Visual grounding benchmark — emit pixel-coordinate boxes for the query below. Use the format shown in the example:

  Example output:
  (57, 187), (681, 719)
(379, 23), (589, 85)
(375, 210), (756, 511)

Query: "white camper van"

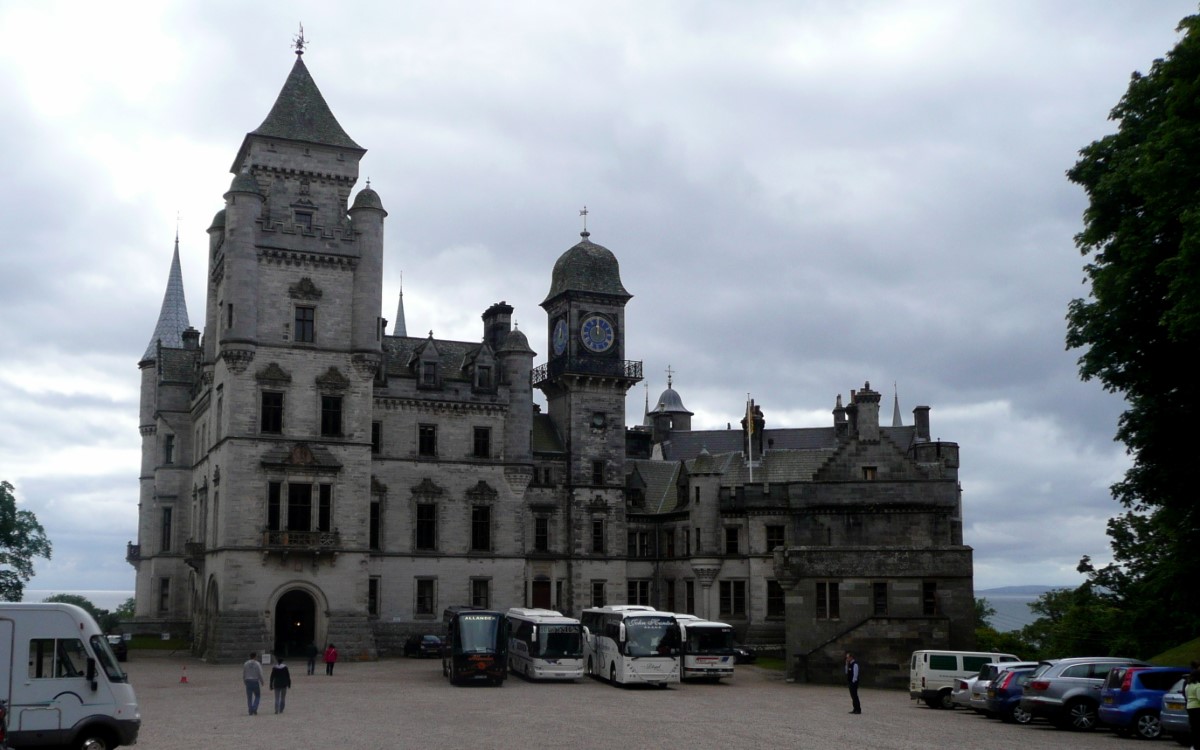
(0, 603), (140, 749)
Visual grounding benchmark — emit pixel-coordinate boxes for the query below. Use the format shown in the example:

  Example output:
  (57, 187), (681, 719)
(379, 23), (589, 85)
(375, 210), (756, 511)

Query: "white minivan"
(0, 602), (140, 749)
(909, 649), (1020, 709)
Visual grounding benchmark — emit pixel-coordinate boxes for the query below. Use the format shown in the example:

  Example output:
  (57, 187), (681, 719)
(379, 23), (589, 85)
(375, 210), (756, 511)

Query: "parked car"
(403, 634), (443, 658)
(1020, 656), (1150, 731)
(1097, 666), (1190, 739)
(969, 661), (1039, 714)
(985, 666), (1038, 724)
(1160, 676), (1191, 747)
(951, 676), (977, 709)
(106, 633), (129, 662)
(732, 642), (756, 665)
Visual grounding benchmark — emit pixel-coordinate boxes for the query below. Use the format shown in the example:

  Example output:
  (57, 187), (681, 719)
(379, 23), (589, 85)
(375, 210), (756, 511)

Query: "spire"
(892, 383), (903, 427)
(142, 233), (191, 361)
(393, 273), (407, 337)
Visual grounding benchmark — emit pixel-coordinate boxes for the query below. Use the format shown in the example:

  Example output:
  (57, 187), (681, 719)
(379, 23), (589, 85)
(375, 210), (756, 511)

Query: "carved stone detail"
(289, 276), (323, 301)
(316, 367), (349, 393)
(255, 362), (292, 384)
(221, 348), (255, 374)
(351, 353), (381, 379)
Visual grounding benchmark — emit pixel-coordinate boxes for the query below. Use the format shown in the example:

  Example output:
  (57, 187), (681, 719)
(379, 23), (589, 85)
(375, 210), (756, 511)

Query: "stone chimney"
(913, 405), (931, 442)
(853, 382), (881, 442)
(481, 301), (513, 351)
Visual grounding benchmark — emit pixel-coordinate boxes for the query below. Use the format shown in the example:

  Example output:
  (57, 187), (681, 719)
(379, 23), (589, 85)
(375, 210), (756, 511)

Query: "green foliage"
(974, 597), (997, 627)
(1149, 635), (1200, 668)
(114, 597), (135, 621)
(1, 479), (53, 601)
(41, 593), (121, 633)
(1066, 13), (1200, 658)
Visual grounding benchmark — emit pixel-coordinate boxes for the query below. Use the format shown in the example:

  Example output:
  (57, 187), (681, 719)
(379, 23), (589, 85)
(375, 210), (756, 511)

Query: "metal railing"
(532, 358), (642, 386)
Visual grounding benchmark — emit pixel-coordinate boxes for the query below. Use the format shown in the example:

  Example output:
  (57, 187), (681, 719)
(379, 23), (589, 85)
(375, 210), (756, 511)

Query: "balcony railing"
(532, 358), (643, 387)
(261, 529), (341, 550)
(125, 543), (140, 564)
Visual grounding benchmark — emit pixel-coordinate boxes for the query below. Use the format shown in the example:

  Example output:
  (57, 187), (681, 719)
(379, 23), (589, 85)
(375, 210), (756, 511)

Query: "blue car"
(985, 666), (1037, 723)
(1098, 665), (1189, 739)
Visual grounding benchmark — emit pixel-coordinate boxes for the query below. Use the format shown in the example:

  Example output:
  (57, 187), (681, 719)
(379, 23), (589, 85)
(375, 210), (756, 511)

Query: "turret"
(349, 185), (387, 353)
(497, 327), (535, 461)
(220, 171), (264, 350)
(853, 382), (881, 442)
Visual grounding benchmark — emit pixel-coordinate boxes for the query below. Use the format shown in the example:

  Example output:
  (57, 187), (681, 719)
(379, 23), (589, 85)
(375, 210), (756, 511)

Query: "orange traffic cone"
(179, 665), (189, 684)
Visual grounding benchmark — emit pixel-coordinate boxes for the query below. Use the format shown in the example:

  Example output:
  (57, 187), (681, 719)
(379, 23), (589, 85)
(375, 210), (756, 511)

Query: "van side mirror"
(86, 658), (97, 691)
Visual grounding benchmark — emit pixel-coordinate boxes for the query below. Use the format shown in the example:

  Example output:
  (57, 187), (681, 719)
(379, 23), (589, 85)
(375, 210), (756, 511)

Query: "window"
(590, 580), (606, 608)
(592, 460), (605, 485)
(368, 577), (380, 617)
(694, 486), (700, 505)
(665, 579), (676, 612)
(766, 524), (785, 552)
(862, 466), (877, 480)
(317, 484), (332, 532)
(295, 306), (315, 343)
(663, 529), (675, 557)
(27, 638), (88, 679)
(873, 582), (888, 615)
(683, 528), (690, 555)
(473, 427), (491, 459)
(320, 395), (342, 436)
(418, 425), (437, 457)
(922, 581), (938, 615)
(724, 527), (740, 555)
(158, 578), (170, 614)
(260, 392), (283, 434)
(288, 483), (312, 531)
(534, 516), (549, 552)
(268, 482), (281, 531)
(627, 580), (651, 606)
(719, 580), (747, 617)
(695, 527), (702, 552)
(369, 500), (381, 550)
(591, 519), (604, 554)
(371, 421), (381, 454)
(626, 530), (649, 557)
(475, 365), (492, 390)
(226, 302), (234, 329)
(471, 505), (491, 551)
(816, 581), (840, 620)
(163, 434), (175, 465)
(685, 580), (695, 614)
(471, 578), (490, 609)
(419, 359), (438, 387)
(767, 579), (785, 618)
(415, 503), (436, 551)
(295, 210), (313, 231)
(160, 507), (173, 552)
(415, 578), (436, 615)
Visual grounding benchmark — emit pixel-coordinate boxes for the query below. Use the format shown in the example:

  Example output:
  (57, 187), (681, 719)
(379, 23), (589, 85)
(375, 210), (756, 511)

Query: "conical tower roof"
(393, 282), (408, 337)
(142, 234), (191, 361)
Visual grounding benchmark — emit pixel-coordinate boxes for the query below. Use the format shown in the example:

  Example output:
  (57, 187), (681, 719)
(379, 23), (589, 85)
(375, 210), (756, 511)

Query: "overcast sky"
(1, 1), (1193, 601)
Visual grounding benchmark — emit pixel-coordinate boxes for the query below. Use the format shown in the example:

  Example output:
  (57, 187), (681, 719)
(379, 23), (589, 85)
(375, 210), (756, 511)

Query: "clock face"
(552, 319), (568, 356)
(580, 315), (615, 353)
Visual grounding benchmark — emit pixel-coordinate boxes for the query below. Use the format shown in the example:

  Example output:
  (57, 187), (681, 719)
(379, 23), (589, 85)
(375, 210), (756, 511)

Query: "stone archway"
(274, 589), (317, 659)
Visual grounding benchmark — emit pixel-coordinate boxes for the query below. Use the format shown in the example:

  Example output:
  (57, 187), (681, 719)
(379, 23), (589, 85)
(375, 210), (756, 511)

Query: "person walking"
(242, 652), (264, 716)
(324, 643), (338, 676)
(269, 656), (292, 714)
(1185, 666), (1200, 750)
(845, 651), (862, 714)
(305, 641), (319, 676)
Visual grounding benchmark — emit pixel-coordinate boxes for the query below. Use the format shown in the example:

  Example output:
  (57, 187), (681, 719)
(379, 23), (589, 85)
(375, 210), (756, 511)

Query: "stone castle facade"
(130, 50), (975, 685)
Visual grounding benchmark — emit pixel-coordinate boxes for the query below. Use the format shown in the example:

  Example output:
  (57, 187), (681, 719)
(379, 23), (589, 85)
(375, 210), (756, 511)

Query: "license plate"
(1165, 701), (1184, 710)
(1104, 697), (1113, 704)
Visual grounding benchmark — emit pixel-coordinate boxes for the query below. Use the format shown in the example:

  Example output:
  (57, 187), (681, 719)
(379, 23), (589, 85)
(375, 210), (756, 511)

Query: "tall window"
(719, 580), (747, 617)
(320, 395), (342, 436)
(665, 579), (676, 612)
(295, 306), (315, 343)
(160, 507), (173, 552)
(627, 531), (649, 557)
(371, 421), (382, 454)
(767, 579), (785, 618)
(873, 581), (889, 615)
(471, 505), (491, 551)
(473, 427), (491, 458)
(534, 516), (549, 552)
(475, 365), (492, 390)
(685, 580), (696, 614)
(163, 434), (175, 465)
(592, 460), (604, 485)
(267, 482), (281, 531)
(261, 392), (283, 433)
(922, 581), (938, 615)
(158, 578), (170, 614)
(591, 518), (604, 554)
(415, 578), (436, 615)
(663, 529), (675, 557)
(471, 579), (490, 609)
(415, 504), (436, 551)
(816, 581), (840, 620)
(683, 528), (690, 555)
(369, 500), (381, 550)
(627, 580), (651, 606)
(287, 483), (312, 531)
(418, 425), (437, 457)
(590, 580), (606, 608)
(368, 577), (380, 617)
(724, 527), (740, 555)
(317, 484), (332, 532)
(766, 524), (785, 552)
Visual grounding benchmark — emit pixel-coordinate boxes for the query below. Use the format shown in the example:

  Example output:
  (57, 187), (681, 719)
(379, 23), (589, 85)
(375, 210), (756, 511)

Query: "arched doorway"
(274, 589), (316, 659)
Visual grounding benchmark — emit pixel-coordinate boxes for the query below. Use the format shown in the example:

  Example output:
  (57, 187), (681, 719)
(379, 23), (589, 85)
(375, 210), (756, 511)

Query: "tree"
(1, 479), (53, 601)
(1066, 13), (1200, 657)
(41, 593), (121, 632)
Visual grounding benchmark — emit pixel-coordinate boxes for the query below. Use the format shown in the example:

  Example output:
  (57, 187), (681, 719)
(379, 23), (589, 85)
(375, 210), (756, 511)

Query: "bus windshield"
(624, 616), (680, 657)
(686, 627), (734, 655)
(457, 614), (500, 653)
(539, 625), (582, 658)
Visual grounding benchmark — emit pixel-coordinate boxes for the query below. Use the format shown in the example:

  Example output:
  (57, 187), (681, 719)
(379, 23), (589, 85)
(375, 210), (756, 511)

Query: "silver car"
(1160, 676), (1190, 746)
(968, 661), (1039, 714)
(1019, 656), (1150, 730)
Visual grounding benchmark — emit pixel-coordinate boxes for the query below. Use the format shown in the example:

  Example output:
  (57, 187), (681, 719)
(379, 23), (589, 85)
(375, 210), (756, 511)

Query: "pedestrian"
(306, 641), (319, 675)
(1186, 666), (1200, 750)
(845, 651), (861, 714)
(270, 656), (292, 714)
(324, 642), (338, 676)
(242, 652), (264, 716)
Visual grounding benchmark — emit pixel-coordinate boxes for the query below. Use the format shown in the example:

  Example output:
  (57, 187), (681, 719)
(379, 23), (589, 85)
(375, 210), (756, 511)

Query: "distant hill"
(977, 585), (1062, 596)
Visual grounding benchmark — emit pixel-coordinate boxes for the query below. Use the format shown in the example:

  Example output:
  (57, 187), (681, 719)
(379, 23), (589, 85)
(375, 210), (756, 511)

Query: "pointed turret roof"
(892, 386), (903, 427)
(142, 233), (191, 361)
(393, 279), (407, 337)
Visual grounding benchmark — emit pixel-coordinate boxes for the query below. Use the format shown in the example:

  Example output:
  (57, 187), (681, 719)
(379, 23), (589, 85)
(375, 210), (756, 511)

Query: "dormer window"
(475, 365), (493, 391)
(295, 211), (313, 231)
(419, 359), (439, 388)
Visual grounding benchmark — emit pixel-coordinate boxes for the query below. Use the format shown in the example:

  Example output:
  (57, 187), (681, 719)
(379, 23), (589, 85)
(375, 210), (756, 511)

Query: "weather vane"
(665, 364), (674, 388)
(579, 205), (589, 233)
(293, 23), (307, 56)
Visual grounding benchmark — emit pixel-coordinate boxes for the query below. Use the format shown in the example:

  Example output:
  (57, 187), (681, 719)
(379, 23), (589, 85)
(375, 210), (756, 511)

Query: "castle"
(131, 48), (975, 686)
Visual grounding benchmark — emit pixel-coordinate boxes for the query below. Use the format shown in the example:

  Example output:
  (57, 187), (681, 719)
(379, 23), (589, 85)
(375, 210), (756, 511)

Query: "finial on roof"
(579, 205), (590, 239)
(665, 364), (674, 389)
(293, 23), (307, 56)
(366, 177), (371, 189)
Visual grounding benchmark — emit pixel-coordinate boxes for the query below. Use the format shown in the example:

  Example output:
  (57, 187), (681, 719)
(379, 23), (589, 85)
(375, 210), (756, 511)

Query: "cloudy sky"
(1, 1), (1193, 601)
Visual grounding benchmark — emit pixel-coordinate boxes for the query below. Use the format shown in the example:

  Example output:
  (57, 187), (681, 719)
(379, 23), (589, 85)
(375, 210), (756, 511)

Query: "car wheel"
(78, 732), (112, 750)
(939, 690), (955, 710)
(1063, 700), (1098, 731)
(1133, 711), (1161, 740)
(1012, 705), (1033, 725)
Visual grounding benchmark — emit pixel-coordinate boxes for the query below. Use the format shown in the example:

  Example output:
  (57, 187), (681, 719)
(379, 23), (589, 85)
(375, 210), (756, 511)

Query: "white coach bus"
(505, 608), (584, 680)
(675, 614), (737, 681)
(580, 605), (681, 687)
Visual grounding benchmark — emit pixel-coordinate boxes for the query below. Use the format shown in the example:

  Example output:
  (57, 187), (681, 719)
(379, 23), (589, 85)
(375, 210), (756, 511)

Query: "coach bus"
(580, 605), (681, 687)
(442, 606), (508, 685)
(675, 614), (736, 681)
(505, 608), (584, 681)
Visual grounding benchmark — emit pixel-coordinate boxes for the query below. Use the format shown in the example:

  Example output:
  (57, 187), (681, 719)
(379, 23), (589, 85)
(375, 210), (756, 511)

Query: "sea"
(977, 586), (1061, 633)
(24, 589), (134, 611)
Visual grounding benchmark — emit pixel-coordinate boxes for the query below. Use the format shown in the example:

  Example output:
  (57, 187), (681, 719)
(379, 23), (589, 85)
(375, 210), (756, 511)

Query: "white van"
(909, 649), (1020, 709)
(0, 603), (140, 749)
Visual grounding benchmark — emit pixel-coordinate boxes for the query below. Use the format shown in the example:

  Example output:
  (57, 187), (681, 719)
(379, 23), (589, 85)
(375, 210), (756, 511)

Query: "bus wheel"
(610, 664), (617, 684)
(587, 657), (594, 677)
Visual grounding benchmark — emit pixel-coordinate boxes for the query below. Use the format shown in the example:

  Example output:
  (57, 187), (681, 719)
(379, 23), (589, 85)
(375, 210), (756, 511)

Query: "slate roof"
(249, 56), (362, 151)
(542, 233), (631, 304)
(658, 425), (916, 462)
(532, 413), (565, 454)
(142, 237), (191, 361)
(627, 460), (682, 512)
(381, 335), (484, 381)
